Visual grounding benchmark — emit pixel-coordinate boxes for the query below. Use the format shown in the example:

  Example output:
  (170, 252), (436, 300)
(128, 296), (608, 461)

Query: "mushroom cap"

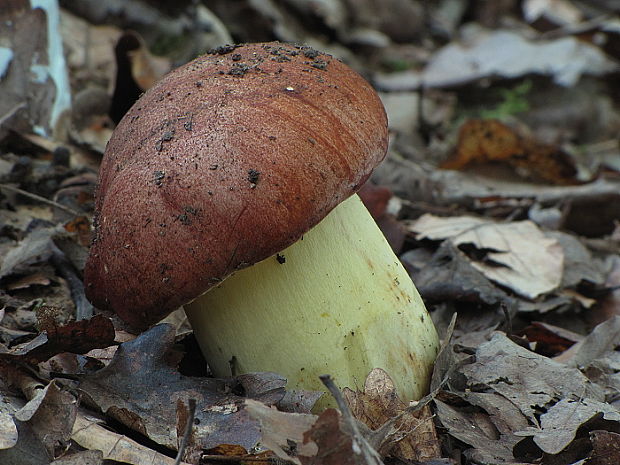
(84, 42), (388, 329)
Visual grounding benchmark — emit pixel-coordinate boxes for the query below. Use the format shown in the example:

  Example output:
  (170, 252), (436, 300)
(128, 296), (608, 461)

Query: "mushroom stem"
(184, 194), (439, 410)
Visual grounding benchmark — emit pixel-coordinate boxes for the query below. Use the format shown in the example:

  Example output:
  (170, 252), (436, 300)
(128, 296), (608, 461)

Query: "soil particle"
(311, 59), (328, 70)
(183, 114), (193, 131)
(178, 207), (198, 226)
(178, 213), (191, 225)
(153, 170), (165, 185)
(155, 127), (175, 151)
(209, 44), (239, 55)
(228, 63), (250, 76)
(302, 48), (321, 59)
(247, 169), (260, 187)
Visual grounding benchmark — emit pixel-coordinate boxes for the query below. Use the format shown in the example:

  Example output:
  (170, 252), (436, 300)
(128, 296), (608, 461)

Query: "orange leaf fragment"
(441, 119), (579, 185)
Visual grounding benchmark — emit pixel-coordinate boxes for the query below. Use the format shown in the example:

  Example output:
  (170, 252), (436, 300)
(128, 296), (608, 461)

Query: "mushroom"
(84, 42), (439, 409)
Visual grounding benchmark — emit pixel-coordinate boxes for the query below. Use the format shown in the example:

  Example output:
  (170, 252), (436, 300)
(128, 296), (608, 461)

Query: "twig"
(174, 398), (197, 465)
(0, 101), (27, 127)
(0, 183), (81, 216)
(51, 248), (94, 320)
(201, 456), (290, 464)
(319, 374), (384, 465)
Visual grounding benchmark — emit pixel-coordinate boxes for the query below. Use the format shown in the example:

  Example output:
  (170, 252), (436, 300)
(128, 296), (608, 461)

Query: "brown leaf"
(516, 398), (620, 454)
(359, 183), (392, 219)
(0, 1), (71, 137)
(302, 409), (371, 465)
(78, 324), (281, 452)
(409, 215), (564, 298)
(441, 119), (579, 185)
(358, 183), (406, 252)
(0, 375), (77, 462)
(5, 272), (51, 291)
(520, 321), (582, 357)
(0, 406), (18, 450)
(0, 314), (115, 364)
(0, 227), (56, 280)
(434, 399), (520, 464)
(16, 380), (77, 457)
(588, 430), (620, 465)
(50, 450), (104, 465)
(410, 241), (509, 306)
(344, 368), (441, 462)
(462, 333), (603, 423)
(63, 216), (93, 248)
(567, 315), (620, 369)
(71, 411), (191, 465)
(245, 399), (318, 465)
(0, 418), (51, 464)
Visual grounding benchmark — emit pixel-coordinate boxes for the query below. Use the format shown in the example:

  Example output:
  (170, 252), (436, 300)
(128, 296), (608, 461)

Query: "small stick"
(0, 183), (81, 216)
(201, 456), (290, 464)
(319, 374), (383, 465)
(51, 249), (94, 320)
(174, 398), (197, 465)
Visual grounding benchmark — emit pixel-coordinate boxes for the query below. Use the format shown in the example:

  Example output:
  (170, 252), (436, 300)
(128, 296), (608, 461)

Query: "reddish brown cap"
(84, 42), (388, 329)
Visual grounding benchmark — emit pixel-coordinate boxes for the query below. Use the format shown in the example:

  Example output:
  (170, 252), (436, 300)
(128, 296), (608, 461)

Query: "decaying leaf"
(0, 405), (18, 450)
(520, 321), (582, 357)
(523, 0), (583, 25)
(71, 412), (190, 465)
(411, 241), (510, 306)
(0, 418), (51, 465)
(344, 368), (440, 462)
(16, 380), (77, 456)
(0, 314), (115, 364)
(245, 399), (318, 465)
(0, 376), (77, 464)
(588, 430), (620, 465)
(515, 398), (620, 454)
(302, 407), (383, 465)
(567, 315), (620, 369)
(247, 388), (397, 465)
(50, 449), (104, 465)
(0, 0), (71, 137)
(441, 119), (579, 185)
(462, 333), (603, 421)
(435, 329), (620, 463)
(375, 27), (620, 90)
(434, 399), (520, 464)
(78, 324), (279, 454)
(409, 215), (564, 298)
(0, 227), (58, 279)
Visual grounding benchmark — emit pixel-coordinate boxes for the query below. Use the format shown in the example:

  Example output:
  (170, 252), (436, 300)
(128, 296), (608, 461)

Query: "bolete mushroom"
(85, 42), (439, 409)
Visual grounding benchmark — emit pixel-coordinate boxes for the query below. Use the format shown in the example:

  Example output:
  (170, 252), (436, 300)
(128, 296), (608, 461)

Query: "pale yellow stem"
(184, 194), (439, 410)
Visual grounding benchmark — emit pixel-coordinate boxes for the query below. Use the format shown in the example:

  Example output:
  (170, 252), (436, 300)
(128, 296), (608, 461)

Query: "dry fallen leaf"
(0, 314), (115, 364)
(78, 324), (280, 455)
(0, 406), (18, 450)
(245, 399), (318, 465)
(515, 398), (620, 454)
(344, 368), (441, 462)
(50, 449), (104, 465)
(409, 240), (510, 307)
(588, 430), (620, 465)
(462, 333), (604, 422)
(409, 215), (564, 298)
(0, 375), (77, 464)
(441, 119), (580, 185)
(71, 412), (191, 465)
